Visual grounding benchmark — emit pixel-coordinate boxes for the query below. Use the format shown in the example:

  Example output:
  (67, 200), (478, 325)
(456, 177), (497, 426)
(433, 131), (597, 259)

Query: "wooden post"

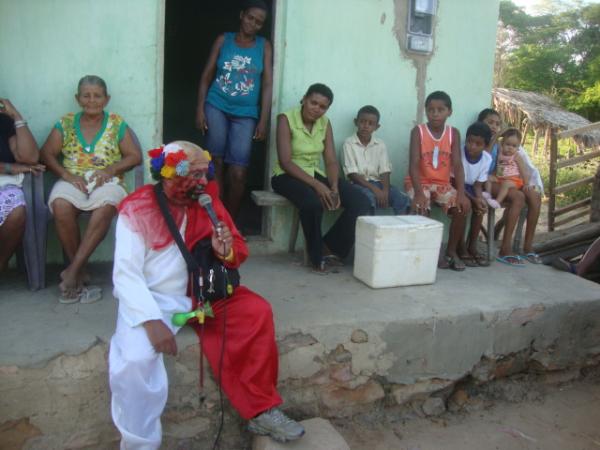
(521, 121), (530, 145)
(532, 128), (540, 156)
(543, 127), (551, 158)
(591, 164), (600, 223)
(548, 128), (558, 231)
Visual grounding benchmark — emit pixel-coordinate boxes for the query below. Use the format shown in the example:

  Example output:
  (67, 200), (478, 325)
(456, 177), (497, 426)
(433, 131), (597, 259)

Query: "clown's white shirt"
(112, 215), (192, 330)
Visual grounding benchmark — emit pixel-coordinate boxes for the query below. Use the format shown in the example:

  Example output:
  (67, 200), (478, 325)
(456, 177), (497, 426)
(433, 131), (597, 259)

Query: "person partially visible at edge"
(271, 83), (371, 273)
(40, 75), (142, 304)
(342, 105), (411, 215)
(552, 236), (600, 278)
(0, 98), (45, 272)
(456, 121), (493, 267)
(478, 108), (543, 267)
(195, 0), (273, 222)
(109, 141), (304, 449)
(405, 90), (470, 271)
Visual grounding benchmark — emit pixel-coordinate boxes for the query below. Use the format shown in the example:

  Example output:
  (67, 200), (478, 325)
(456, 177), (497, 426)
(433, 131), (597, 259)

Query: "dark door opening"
(163, 0), (273, 236)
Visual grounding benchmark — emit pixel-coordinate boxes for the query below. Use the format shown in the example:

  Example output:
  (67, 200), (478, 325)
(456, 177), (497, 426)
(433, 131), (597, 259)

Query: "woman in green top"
(272, 83), (370, 273)
(41, 75), (142, 304)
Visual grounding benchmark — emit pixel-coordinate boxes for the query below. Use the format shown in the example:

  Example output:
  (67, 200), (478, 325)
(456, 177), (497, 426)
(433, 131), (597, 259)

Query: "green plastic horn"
(172, 311), (196, 327)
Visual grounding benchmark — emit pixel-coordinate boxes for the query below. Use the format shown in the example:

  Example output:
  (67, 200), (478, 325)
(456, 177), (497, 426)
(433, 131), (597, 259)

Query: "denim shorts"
(203, 102), (256, 167)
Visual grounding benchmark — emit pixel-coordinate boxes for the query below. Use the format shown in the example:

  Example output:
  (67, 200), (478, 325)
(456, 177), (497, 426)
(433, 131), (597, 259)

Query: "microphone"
(198, 194), (222, 231)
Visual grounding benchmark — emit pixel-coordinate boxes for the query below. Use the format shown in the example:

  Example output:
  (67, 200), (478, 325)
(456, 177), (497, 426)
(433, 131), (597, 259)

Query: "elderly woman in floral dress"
(41, 75), (142, 303)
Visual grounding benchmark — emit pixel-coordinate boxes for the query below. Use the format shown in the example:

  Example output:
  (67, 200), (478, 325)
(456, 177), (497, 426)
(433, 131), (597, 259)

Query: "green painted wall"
(265, 0), (500, 251)
(1, 0), (500, 264)
(0, 0), (164, 263)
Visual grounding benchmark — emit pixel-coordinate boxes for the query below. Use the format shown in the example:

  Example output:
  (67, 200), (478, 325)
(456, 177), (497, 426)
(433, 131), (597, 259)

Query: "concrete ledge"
(1, 255), (600, 448)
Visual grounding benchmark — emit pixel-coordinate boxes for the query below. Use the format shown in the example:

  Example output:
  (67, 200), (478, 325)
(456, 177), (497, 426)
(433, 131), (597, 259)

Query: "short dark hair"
(356, 105), (380, 122)
(477, 108), (500, 122)
(466, 122), (492, 145)
(304, 83), (334, 105)
(425, 91), (452, 109)
(499, 127), (522, 142)
(241, 0), (268, 13)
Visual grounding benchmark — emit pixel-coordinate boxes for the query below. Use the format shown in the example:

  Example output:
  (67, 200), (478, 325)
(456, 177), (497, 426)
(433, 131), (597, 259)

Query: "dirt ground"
(335, 371), (600, 450)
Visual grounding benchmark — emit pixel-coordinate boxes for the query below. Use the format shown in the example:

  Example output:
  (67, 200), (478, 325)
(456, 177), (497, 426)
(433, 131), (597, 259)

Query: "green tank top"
(273, 106), (328, 177)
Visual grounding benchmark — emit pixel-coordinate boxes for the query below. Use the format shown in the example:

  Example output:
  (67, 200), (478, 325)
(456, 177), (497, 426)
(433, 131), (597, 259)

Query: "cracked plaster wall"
(3, 300), (598, 448)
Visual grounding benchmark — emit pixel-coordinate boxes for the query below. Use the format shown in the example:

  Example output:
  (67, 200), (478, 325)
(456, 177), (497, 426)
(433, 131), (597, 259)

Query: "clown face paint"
(163, 152), (210, 205)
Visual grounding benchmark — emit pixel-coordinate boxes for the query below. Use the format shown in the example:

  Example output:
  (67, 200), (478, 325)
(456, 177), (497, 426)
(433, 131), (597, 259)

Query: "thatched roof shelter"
(493, 88), (600, 147)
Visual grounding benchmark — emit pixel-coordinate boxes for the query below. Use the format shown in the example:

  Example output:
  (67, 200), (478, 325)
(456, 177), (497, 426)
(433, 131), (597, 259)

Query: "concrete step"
(1, 254), (599, 448)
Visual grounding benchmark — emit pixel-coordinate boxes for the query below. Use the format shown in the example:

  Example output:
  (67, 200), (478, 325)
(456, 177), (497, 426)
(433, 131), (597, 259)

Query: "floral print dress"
(55, 111), (127, 180)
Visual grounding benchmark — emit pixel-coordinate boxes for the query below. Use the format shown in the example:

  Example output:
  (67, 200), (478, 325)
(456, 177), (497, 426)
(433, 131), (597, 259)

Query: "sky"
(511, 0), (600, 14)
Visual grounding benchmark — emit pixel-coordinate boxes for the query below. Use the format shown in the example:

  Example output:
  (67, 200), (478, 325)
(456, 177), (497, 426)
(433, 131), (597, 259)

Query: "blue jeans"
(353, 181), (410, 214)
(203, 102), (256, 167)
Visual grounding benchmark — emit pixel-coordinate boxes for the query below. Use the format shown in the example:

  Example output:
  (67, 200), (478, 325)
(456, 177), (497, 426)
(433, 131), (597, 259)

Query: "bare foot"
(58, 272), (81, 304)
(60, 268), (81, 293)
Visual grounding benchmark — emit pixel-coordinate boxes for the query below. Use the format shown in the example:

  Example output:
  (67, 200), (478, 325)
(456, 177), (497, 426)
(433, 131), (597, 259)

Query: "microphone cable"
(211, 240), (228, 450)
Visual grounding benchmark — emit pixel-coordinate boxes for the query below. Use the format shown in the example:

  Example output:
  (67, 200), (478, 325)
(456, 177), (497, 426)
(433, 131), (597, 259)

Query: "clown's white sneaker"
(248, 408), (305, 442)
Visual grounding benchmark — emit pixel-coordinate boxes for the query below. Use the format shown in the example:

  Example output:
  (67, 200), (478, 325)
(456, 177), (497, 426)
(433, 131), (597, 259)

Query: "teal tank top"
(206, 32), (265, 119)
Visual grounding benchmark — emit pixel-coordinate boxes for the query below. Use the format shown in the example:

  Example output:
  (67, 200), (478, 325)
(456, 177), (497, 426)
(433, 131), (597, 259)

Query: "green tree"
(496, 1), (600, 121)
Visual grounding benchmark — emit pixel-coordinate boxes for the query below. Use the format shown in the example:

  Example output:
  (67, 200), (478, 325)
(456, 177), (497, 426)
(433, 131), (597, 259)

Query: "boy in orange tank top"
(405, 91), (470, 271)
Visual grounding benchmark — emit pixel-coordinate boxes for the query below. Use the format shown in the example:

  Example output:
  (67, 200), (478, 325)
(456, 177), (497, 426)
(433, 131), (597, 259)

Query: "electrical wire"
(211, 240), (228, 450)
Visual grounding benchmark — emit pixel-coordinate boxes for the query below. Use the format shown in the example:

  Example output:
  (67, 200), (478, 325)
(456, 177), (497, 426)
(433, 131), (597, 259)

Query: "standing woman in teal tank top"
(195, 0), (273, 222)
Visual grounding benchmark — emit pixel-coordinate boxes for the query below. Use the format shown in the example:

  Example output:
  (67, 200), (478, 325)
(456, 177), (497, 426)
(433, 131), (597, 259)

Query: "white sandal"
(79, 286), (103, 304)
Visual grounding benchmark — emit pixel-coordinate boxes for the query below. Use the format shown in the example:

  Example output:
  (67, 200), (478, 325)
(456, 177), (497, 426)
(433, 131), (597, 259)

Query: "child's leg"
(485, 180), (492, 195)
(388, 185), (411, 214)
(352, 183), (377, 214)
(467, 209), (485, 254)
(431, 184), (468, 270)
(457, 197), (481, 265)
(447, 207), (468, 265)
(495, 180), (517, 204)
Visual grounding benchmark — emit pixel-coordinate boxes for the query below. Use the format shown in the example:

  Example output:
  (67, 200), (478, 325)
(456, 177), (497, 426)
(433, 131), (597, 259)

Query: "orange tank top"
(418, 123), (453, 184)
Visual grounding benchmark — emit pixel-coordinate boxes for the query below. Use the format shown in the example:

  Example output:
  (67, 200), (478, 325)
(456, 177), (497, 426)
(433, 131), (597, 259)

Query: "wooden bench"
(251, 190), (302, 255)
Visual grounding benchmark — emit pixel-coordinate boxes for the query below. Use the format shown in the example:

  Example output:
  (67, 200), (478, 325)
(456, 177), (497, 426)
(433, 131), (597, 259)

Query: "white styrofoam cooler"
(353, 215), (443, 288)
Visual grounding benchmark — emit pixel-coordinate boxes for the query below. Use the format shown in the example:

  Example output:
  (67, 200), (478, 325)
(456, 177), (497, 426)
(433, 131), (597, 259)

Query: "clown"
(109, 141), (304, 449)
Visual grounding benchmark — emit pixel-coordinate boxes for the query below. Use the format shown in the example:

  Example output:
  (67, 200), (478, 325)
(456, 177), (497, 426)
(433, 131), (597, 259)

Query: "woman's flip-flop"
(445, 256), (466, 271)
(458, 255), (479, 267)
(496, 255), (525, 267)
(522, 252), (543, 264)
(79, 286), (103, 304)
(58, 286), (82, 304)
(471, 253), (490, 267)
(322, 254), (344, 267)
(311, 261), (332, 275)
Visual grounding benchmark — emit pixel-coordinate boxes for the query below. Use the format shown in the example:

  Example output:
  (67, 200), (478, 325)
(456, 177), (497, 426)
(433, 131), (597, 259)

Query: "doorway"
(163, 0), (274, 236)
